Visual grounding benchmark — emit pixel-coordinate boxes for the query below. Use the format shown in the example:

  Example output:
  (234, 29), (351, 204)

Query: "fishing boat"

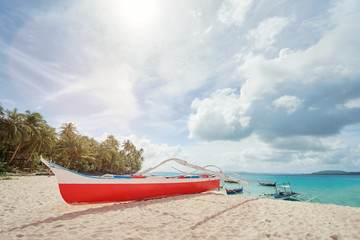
(260, 184), (316, 202)
(273, 185), (300, 200)
(225, 187), (243, 195)
(258, 181), (276, 187)
(41, 157), (250, 204)
(224, 180), (238, 183)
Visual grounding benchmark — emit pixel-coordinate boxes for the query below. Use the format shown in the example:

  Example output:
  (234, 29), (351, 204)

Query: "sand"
(1, 176), (359, 240)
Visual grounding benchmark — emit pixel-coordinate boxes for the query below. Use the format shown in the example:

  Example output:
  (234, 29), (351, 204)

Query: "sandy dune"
(1, 176), (359, 239)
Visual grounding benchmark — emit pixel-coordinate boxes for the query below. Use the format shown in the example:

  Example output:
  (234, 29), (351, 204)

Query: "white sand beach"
(1, 176), (359, 240)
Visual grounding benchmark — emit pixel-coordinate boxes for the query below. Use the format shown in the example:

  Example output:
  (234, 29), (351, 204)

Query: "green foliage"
(0, 162), (8, 173)
(74, 159), (91, 172)
(0, 173), (12, 180)
(120, 140), (144, 174)
(0, 159), (11, 179)
(0, 103), (145, 174)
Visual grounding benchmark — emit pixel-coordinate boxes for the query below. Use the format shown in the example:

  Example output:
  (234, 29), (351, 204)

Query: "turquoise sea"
(223, 173), (360, 208)
(151, 172), (360, 207)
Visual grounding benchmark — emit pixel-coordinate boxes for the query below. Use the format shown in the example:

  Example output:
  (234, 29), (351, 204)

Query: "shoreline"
(1, 176), (360, 239)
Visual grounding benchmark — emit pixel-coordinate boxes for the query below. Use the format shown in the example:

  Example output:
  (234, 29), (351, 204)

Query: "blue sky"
(1, 0), (360, 173)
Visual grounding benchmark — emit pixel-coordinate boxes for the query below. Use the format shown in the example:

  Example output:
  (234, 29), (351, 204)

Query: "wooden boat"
(225, 187), (243, 195)
(273, 185), (299, 200)
(41, 157), (250, 204)
(224, 180), (238, 183)
(260, 184), (316, 202)
(258, 181), (276, 187)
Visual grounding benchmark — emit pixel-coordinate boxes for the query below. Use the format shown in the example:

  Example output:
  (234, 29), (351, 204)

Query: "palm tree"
(96, 142), (113, 172)
(23, 118), (57, 167)
(56, 123), (95, 169)
(5, 109), (30, 165)
(0, 104), (5, 147)
(120, 140), (144, 174)
(37, 125), (57, 156)
(92, 135), (118, 172)
(21, 111), (43, 165)
(60, 123), (78, 139)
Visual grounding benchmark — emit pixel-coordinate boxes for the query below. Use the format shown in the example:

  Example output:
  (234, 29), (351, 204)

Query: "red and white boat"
(41, 157), (249, 204)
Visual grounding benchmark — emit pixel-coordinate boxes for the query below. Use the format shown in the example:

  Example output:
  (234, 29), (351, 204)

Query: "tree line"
(0, 104), (144, 174)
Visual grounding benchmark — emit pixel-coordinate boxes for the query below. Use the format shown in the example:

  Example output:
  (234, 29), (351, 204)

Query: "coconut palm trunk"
(8, 138), (23, 165)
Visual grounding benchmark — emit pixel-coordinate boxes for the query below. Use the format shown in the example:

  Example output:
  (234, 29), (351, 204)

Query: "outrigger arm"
(136, 158), (251, 186)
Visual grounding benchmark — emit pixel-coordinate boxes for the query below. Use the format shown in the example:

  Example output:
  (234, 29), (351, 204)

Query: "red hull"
(59, 179), (220, 204)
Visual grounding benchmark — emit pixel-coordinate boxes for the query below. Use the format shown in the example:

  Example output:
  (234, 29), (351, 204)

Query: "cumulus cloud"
(181, 133), (359, 173)
(2, 0), (360, 173)
(136, 139), (185, 170)
(218, 0), (254, 26)
(189, 0), (360, 150)
(247, 16), (291, 51)
(188, 88), (252, 141)
(272, 95), (304, 114)
(344, 97), (360, 109)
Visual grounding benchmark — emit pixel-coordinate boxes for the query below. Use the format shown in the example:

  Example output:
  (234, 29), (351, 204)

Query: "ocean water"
(224, 173), (360, 207)
(150, 172), (360, 207)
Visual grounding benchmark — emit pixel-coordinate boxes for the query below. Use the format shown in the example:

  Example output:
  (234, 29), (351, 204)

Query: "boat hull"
(259, 183), (276, 187)
(41, 157), (220, 204)
(274, 193), (300, 201)
(225, 188), (243, 195)
(59, 180), (220, 204)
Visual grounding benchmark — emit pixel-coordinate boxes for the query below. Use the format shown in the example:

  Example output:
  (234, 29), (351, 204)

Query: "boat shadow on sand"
(4, 192), (259, 234)
(4, 192), (218, 233)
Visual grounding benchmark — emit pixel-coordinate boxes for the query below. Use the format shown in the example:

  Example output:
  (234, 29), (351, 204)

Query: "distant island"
(311, 170), (360, 175)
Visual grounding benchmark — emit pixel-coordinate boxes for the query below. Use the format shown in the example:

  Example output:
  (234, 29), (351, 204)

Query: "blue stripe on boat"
(46, 161), (132, 179)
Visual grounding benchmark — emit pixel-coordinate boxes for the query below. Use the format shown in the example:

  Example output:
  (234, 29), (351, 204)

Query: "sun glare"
(119, 0), (160, 32)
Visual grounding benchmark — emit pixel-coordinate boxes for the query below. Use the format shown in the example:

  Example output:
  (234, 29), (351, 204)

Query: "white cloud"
(93, 132), (359, 173)
(6, 3), (142, 133)
(3, 0), (229, 140)
(157, 46), (210, 96)
(2, 0), (360, 174)
(189, 0), (360, 144)
(5, 0), (220, 133)
(272, 95), (304, 114)
(247, 16), (291, 51)
(218, 0), (254, 26)
(344, 98), (360, 109)
(137, 139), (185, 170)
(188, 88), (252, 141)
(181, 133), (359, 173)
(0, 98), (16, 105)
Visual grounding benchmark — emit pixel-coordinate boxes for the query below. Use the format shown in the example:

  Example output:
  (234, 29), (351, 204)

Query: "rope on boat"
(137, 158), (251, 186)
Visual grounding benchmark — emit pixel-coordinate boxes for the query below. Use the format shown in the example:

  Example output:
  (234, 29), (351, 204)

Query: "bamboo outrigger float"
(41, 157), (250, 204)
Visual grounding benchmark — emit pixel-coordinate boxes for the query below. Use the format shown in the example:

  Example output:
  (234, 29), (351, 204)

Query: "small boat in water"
(225, 187), (243, 195)
(260, 184), (316, 202)
(225, 180), (238, 183)
(41, 157), (250, 204)
(258, 181), (276, 187)
(273, 185), (299, 200)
